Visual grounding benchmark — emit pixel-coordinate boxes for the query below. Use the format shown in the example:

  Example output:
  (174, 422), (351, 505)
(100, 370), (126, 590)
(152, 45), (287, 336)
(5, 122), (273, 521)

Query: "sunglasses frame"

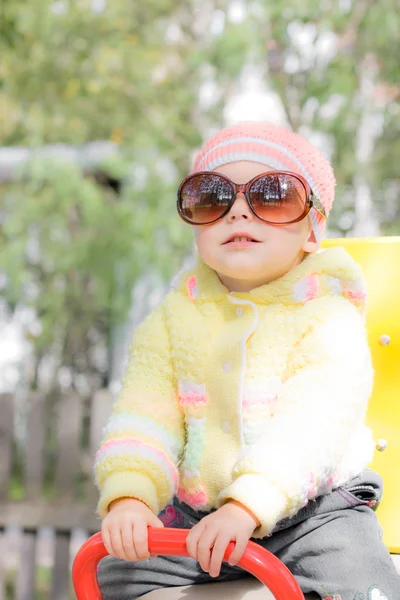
(177, 170), (326, 226)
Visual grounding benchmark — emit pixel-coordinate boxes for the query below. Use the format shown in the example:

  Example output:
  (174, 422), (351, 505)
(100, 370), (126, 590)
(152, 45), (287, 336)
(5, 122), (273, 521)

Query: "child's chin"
(221, 264), (267, 280)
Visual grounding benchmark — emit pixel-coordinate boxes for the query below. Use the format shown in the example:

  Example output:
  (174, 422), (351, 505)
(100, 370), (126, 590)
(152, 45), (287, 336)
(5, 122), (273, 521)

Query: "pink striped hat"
(192, 121), (336, 244)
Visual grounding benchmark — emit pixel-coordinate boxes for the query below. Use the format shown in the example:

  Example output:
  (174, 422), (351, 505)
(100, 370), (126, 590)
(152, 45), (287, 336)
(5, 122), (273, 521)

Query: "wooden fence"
(0, 389), (114, 600)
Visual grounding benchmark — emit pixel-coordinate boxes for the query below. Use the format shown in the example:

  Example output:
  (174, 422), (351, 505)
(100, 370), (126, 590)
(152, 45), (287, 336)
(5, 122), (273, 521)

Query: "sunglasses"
(177, 170), (326, 226)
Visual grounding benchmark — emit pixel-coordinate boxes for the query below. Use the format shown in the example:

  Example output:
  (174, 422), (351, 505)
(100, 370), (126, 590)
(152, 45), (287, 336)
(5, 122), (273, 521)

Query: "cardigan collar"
(177, 247), (367, 312)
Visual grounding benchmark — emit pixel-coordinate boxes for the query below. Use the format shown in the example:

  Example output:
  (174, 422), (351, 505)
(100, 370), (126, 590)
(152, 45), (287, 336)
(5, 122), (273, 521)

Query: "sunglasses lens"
(179, 174), (233, 224)
(249, 174), (307, 223)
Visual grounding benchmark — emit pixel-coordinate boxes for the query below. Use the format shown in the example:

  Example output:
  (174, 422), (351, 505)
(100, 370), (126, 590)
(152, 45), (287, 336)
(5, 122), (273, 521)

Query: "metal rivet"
(375, 439), (388, 452)
(379, 334), (391, 347)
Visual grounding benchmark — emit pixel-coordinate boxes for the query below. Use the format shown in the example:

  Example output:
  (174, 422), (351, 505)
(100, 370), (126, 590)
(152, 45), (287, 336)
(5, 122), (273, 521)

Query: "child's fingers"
(197, 527), (218, 573)
(227, 535), (248, 566)
(101, 524), (113, 557)
(209, 533), (231, 577)
(186, 522), (205, 560)
(110, 527), (127, 560)
(120, 521), (137, 561)
(150, 515), (165, 529)
(132, 520), (150, 560)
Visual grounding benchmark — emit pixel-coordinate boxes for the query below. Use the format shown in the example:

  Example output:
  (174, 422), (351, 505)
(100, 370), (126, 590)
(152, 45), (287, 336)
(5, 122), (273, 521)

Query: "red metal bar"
(72, 528), (303, 599)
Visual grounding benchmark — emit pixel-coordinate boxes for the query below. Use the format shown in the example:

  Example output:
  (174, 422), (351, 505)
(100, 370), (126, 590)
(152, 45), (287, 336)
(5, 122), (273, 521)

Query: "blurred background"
(0, 0), (399, 598)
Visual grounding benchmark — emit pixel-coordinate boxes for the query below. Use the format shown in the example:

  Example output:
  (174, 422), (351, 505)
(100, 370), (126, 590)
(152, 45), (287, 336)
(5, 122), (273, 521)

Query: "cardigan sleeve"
(217, 298), (375, 537)
(95, 303), (185, 518)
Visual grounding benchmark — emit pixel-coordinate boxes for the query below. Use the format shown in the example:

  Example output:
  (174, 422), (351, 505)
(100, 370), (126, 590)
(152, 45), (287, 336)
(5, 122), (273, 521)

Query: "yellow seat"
(322, 237), (400, 552)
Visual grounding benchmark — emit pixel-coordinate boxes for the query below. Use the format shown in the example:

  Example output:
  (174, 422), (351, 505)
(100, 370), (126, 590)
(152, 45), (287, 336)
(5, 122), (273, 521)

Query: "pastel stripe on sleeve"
(95, 438), (179, 495)
(102, 414), (182, 462)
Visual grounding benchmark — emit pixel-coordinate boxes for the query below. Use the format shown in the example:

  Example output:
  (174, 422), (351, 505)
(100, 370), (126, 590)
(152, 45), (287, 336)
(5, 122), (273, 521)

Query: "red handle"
(72, 528), (303, 599)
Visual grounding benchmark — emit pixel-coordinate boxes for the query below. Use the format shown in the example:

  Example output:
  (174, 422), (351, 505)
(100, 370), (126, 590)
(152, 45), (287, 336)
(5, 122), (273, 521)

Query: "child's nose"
(227, 193), (253, 221)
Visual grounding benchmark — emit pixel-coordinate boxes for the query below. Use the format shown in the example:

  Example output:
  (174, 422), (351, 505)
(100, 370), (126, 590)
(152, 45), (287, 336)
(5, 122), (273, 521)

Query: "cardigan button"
(222, 421), (231, 433)
(222, 361), (232, 372)
(235, 307), (243, 317)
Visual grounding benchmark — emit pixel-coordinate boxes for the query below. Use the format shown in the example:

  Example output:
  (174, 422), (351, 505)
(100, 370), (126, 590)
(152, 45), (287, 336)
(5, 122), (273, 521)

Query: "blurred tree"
(0, 0), (399, 396)
(1, 0), (249, 161)
(0, 0), (251, 393)
(0, 156), (189, 393)
(246, 0), (400, 235)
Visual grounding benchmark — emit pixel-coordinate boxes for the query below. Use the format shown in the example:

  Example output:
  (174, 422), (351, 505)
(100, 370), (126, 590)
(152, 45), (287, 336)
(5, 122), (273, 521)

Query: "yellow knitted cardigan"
(95, 247), (375, 537)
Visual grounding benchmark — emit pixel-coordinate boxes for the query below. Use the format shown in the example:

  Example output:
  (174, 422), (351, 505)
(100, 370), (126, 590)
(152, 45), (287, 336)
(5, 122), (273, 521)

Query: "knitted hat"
(192, 121), (336, 244)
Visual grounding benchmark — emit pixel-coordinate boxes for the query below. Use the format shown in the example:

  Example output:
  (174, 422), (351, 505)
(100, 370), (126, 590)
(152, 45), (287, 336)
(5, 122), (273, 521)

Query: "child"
(95, 122), (400, 599)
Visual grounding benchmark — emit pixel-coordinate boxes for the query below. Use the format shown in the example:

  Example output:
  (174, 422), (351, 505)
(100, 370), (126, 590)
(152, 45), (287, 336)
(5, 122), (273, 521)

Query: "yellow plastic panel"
(322, 237), (400, 552)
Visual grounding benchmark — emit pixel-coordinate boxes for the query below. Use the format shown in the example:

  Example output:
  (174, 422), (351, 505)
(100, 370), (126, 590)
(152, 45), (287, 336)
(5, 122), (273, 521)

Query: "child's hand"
(186, 500), (260, 577)
(101, 497), (164, 561)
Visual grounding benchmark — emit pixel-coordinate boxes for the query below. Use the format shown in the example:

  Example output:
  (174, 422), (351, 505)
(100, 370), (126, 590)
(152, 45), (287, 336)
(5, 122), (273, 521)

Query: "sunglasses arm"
(310, 194), (327, 219)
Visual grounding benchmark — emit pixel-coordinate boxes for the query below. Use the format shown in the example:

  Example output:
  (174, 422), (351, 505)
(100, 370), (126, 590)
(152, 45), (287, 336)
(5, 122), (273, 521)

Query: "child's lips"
(223, 234), (261, 248)
(223, 239), (261, 249)
(223, 234), (261, 244)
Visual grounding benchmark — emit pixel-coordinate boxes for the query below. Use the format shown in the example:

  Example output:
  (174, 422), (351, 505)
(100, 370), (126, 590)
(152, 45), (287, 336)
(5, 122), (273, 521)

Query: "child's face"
(194, 161), (318, 292)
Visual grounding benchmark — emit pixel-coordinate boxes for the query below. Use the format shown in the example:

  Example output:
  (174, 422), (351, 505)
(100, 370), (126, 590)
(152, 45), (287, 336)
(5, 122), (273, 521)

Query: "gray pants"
(98, 469), (400, 599)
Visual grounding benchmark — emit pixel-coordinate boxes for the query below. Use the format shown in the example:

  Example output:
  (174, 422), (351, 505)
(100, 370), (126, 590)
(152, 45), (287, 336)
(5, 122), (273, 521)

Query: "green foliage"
(1, 0), (242, 386)
(1, 0), (226, 156)
(1, 0), (398, 390)
(0, 155), (191, 357)
(248, 0), (399, 236)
